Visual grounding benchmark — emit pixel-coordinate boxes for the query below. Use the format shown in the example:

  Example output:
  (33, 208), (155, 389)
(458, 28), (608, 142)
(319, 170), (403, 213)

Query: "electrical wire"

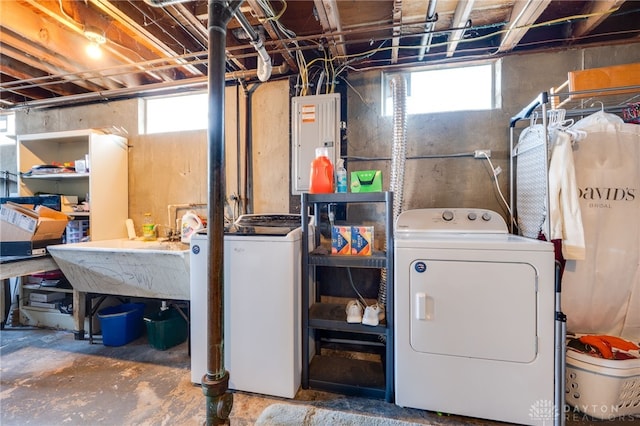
(291, 6), (625, 74)
(262, 0), (287, 22)
(346, 267), (368, 307)
(478, 151), (515, 225)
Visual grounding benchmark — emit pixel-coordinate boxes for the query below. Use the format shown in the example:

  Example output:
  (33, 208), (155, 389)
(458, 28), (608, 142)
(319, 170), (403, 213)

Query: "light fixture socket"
(84, 26), (106, 45)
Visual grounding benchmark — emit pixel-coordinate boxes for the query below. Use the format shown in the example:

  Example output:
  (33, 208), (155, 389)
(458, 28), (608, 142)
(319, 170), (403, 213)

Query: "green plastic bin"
(144, 308), (188, 350)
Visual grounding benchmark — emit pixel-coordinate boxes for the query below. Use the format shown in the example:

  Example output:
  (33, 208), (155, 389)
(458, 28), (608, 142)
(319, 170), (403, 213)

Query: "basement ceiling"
(1, 0), (639, 110)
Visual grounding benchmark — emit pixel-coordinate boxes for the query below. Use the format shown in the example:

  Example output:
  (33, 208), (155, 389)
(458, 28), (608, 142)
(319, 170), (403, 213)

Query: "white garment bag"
(562, 115), (640, 340)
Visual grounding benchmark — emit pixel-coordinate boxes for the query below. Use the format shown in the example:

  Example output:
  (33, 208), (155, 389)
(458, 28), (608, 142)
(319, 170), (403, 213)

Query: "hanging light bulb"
(86, 41), (103, 59)
(83, 26), (106, 59)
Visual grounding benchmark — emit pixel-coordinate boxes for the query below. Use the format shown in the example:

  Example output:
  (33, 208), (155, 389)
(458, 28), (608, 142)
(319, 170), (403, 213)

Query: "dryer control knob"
(442, 210), (454, 221)
(467, 212), (477, 221)
(482, 212), (492, 221)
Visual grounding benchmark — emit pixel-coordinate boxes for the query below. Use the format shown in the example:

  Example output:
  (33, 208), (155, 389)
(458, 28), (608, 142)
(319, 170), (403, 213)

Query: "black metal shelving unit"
(301, 191), (393, 402)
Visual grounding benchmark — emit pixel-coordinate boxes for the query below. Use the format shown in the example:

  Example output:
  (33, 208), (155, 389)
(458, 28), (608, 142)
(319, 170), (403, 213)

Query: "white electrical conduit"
(378, 74), (408, 311)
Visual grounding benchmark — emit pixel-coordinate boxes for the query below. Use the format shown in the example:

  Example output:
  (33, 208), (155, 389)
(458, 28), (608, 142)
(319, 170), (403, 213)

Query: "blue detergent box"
(331, 226), (351, 255)
(351, 226), (374, 256)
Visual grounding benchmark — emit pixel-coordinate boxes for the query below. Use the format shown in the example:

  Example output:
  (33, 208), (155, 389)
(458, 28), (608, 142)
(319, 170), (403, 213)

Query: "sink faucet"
(156, 225), (181, 242)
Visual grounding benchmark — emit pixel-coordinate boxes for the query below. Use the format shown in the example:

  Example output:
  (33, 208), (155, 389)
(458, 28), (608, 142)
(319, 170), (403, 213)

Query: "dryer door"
(409, 259), (538, 363)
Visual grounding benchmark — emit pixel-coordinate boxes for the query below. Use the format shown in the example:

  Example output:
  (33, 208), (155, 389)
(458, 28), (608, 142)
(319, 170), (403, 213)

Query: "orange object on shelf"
(568, 63), (640, 98)
(309, 147), (334, 194)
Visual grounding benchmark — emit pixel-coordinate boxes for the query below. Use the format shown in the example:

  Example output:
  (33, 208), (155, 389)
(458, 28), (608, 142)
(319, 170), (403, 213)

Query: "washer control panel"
(396, 208), (508, 233)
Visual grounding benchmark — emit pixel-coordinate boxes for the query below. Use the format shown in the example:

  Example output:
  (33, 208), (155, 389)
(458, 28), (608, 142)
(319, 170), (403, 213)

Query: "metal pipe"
(143, 0), (191, 6)
(418, 0), (438, 60)
(201, 1), (243, 425)
(242, 83), (260, 214)
(5, 64), (289, 110)
(233, 9), (272, 81)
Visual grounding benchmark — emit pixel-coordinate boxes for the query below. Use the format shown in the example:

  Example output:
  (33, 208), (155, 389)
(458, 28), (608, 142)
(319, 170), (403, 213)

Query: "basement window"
(142, 92), (208, 134)
(382, 62), (498, 116)
(0, 113), (16, 145)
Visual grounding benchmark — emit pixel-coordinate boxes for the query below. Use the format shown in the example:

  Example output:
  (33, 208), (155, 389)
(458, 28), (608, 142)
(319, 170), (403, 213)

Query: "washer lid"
(226, 214), (302, 236)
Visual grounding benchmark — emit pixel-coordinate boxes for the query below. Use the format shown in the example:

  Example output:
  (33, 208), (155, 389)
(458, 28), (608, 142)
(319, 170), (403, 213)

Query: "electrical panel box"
(291, 94), (341, 194)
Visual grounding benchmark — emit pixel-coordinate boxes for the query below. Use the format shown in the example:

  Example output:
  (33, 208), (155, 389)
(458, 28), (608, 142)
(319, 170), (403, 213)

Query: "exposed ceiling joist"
(0, 27), (123, 93)
(314, 0), (347, 62)
(21, 0), (167, 85)
(499, 0), (552, 52)
(447, 0), (475, 58)
(391, 0), (403, 64)
(1, 0), (639, 110)
(89, 0), (203, 78)
(572, 0), (626, 39)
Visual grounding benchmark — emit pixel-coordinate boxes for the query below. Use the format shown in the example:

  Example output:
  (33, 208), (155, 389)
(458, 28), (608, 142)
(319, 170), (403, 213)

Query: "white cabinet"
(16, 129), (128, 335)
(17, 129), (128, 241)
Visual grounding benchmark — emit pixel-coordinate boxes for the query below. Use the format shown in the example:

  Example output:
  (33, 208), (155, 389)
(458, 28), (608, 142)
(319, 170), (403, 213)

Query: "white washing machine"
(190, 214), (305, 398)
(394, 208), (558, 425)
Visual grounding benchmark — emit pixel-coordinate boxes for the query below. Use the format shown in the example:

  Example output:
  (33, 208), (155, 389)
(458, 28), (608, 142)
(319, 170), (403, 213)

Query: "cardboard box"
(0, 202), (68, 256)
(350, 170), (382, 193)
(351, 226), (374, 256)
(331, 226), (351, 255)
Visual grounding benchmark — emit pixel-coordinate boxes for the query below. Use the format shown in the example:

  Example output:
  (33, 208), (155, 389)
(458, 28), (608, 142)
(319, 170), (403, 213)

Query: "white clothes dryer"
(394, 208), (559, 426)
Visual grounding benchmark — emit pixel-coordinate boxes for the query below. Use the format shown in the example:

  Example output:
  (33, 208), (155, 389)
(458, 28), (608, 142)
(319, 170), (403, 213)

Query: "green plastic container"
(144, 308), (188, 351)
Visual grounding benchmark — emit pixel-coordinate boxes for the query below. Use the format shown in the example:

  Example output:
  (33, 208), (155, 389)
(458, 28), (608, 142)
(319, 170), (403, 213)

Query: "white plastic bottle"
(181, 210), (204, 243)
(335, 159), (347, 193)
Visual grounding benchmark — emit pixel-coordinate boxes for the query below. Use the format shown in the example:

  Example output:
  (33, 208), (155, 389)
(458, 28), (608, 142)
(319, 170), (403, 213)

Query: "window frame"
(140, 91), (209, 135)
(381, 60), (500, 116)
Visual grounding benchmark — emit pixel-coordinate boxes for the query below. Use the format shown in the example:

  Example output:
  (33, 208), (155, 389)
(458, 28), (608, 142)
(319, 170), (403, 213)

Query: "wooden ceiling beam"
(314, 0), (347, 63)
(19, 0), (152, 87)
(88, 0), (204, 78)
(447, 0), (475, 57)
(0, 26), (120, 94)
(499, 0), (552, 52)
(0, 56), (81, 98)
(571, 0), (626, 39)
(391, 0), (403, 64)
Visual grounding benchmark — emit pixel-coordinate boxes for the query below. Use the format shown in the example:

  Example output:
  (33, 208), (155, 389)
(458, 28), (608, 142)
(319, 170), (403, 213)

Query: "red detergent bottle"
(309, 147), (335, 194)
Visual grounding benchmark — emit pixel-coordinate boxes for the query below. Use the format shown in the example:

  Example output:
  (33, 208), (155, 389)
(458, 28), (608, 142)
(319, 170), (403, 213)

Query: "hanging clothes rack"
(508, 83), (640, 426)
(509, 84), (640, 234)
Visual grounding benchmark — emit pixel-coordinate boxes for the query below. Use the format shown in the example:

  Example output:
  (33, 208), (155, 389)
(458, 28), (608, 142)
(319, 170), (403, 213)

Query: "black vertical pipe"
(202, 1), (242, 424)
(243, 83), (260, 214)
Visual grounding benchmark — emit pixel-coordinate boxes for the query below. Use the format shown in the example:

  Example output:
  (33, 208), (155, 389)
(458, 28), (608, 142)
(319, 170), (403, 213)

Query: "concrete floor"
(0, 326), (634, 425)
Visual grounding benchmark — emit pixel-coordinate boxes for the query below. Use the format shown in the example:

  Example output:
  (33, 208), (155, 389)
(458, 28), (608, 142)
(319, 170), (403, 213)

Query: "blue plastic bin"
(97, 303), (146, 346)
